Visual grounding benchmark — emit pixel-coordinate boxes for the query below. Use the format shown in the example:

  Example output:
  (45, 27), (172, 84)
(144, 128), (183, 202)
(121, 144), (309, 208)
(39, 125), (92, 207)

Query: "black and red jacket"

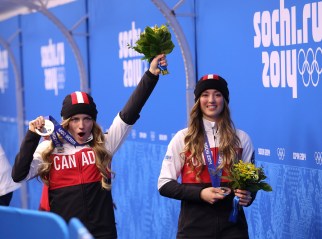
(12, 70), (159, 239)
(158, 119), (256, 238)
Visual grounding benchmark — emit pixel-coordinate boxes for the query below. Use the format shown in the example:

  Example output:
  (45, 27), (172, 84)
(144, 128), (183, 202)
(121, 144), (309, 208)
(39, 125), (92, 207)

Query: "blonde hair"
(38, 118), (113, 190)
(181, 99), (240, 182)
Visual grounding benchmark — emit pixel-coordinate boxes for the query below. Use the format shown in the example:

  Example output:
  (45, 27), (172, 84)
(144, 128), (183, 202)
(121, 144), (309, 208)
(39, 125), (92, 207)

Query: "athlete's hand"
(234, 189), (252, 206)
(200, 187), (226, 204)
(149, 54), (167, 76)
(29, 116), (46, 133)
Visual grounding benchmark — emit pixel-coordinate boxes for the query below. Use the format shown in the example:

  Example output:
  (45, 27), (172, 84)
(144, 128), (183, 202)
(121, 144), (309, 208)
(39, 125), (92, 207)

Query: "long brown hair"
(38, 118), (113, 190)
(181, 99), (240, 182)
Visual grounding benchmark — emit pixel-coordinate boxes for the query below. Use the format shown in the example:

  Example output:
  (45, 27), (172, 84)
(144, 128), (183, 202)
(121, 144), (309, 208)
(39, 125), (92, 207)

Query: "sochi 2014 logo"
(298, 47), (322, 88)
(40, 39), (65, 96)
(253, 0), (321, 98)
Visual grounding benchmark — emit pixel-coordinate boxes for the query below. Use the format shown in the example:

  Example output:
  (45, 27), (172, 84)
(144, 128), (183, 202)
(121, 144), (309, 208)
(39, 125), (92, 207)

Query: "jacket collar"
(202, 118), (217, 133)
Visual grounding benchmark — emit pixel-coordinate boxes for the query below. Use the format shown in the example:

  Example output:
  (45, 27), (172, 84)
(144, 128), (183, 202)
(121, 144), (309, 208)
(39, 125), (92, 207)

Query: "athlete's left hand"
(149, 54), (167, 76)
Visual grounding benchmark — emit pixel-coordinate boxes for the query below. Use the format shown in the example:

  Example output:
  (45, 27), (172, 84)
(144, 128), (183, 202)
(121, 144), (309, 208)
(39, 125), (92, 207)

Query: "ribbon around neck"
(202, 125), (222, 187)
(202, 123), (240, 223)
(46, 115), (91, 148)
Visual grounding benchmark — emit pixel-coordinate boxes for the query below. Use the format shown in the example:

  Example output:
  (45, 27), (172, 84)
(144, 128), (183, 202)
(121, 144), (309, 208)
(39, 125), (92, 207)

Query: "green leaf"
(144, 32), (159, 44)
(160, 41), (175, 54)
(259, 182), (273, 192)
(126, 23), (175, 73)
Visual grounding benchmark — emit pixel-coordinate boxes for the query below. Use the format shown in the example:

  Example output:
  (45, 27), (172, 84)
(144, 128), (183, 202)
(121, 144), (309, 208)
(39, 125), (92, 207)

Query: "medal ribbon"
(46, 115), (89, 148)
(202, 124), (240, 223)
(203, 126), (222, 187)
(149, 57), (169, 75)
(229, 196), (240, 223)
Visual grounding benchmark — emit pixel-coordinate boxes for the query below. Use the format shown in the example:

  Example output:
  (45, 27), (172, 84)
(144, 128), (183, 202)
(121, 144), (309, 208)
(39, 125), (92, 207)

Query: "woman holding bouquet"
(12, 54), (167, 239)
(158, 74), (255, 238)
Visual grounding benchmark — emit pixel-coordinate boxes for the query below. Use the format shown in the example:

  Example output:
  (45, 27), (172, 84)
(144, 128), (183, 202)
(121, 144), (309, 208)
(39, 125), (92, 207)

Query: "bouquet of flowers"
(128, 24), (175, 75)
(223, 160), (272, 193)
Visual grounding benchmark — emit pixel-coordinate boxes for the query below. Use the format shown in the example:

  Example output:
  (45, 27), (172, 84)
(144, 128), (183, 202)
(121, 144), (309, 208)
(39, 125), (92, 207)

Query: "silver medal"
(35, 119), (55, 136)
(218, 187), (232, 197)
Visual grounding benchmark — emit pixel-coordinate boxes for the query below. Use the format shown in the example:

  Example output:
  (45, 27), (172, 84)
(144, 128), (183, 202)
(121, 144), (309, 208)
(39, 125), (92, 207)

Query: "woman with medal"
(158, 74), (256, 238)
(12, 54), (167, 239)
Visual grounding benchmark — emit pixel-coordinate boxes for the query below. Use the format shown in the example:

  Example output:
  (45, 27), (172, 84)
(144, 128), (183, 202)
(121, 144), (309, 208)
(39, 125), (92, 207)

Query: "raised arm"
(106, 54), (167, 154)
(119, 54), (167, 125)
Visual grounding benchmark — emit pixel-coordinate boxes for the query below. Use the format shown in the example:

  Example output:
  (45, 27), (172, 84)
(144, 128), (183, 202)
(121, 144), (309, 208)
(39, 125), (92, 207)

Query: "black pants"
(0, 192), (13, 206)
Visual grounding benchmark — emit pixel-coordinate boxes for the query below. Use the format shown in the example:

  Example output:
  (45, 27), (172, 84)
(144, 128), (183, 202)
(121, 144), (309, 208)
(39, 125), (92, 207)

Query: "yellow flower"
(222, 160), (272, 193)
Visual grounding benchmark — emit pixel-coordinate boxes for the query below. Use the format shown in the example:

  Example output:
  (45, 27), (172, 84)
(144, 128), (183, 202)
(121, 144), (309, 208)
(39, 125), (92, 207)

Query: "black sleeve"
(119, 70), (159, 125)
(159, 180), (204, 202)
(12, 130), (41, 182)
(243, 191), (257, 207)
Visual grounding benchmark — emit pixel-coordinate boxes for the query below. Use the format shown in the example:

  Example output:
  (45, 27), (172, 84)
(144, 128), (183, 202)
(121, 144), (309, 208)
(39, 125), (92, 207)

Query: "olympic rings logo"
(297, 47), (322, 87)
(314, 152), (322, 165)
(277, 148), (285, 160)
